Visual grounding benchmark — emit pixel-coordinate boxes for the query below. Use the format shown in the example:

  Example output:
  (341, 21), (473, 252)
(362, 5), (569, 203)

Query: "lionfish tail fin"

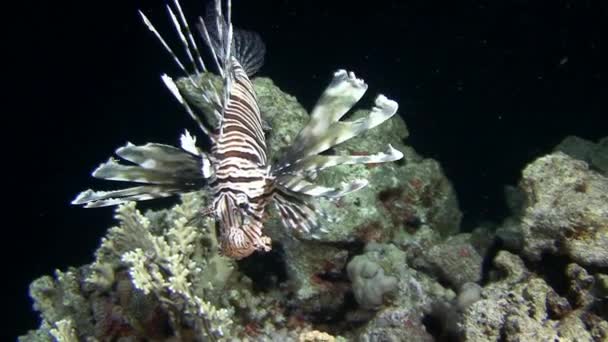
(72, 140), (209, 207)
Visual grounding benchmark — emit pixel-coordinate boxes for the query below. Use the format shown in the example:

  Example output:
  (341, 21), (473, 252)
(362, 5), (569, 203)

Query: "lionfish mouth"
(220, 227), (272, 259)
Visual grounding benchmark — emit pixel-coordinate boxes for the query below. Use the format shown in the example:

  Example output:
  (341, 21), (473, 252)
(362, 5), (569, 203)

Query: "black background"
(8, 0), (606, 338)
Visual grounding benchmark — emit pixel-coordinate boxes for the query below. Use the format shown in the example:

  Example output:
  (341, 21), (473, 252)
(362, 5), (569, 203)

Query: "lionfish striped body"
(72, 0), (403, 259)
(209, 60), (273, 257)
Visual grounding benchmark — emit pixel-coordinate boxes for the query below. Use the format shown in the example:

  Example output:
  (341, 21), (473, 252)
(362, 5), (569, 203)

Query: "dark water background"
(8, 0), (606, 338)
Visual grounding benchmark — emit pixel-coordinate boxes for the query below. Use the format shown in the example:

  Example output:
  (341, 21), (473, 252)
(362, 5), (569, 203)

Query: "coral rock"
(420, 234), (483, 290)
(460, 251), (607, 342)
(520, 152), (608, 268)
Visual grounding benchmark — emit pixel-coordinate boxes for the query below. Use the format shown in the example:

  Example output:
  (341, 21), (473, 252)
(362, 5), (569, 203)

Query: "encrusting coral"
(347, 251), (399, 309)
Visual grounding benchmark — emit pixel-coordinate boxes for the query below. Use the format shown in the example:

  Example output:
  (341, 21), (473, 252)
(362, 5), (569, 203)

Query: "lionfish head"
(215, 194), (272, 259)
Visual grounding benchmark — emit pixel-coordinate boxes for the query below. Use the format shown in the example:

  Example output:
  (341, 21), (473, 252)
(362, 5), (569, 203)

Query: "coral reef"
(20, 192), (335, 341)
(20, 269), (93, 342)
(21, 75), (608, 341)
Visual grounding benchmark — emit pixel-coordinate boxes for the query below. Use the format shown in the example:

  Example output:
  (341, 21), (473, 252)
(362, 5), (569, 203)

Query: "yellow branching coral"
(49, 319), (78, 342)
(98, 196), (235, 341)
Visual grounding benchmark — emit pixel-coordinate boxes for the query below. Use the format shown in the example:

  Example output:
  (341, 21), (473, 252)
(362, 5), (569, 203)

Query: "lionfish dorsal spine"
(138, 10), (197, 88)
(161, 74), (212, 137)
(167, 0), (207, 73)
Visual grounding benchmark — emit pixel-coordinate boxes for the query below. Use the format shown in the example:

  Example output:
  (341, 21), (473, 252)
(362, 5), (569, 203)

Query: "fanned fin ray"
(232, 28), (265, 76)
(72, 186), (187, 208)
(273, 189), (319, 235)
(72, 141), (207, 208)
(275, 70), (400, 175)
(283, 144), (403, 176)
(289, 94), (398, 167)
(270, 69), (403, 237)
(277, 174), (368, 198)
(279, 70), (368, 167)
(197, 1), (264, 77)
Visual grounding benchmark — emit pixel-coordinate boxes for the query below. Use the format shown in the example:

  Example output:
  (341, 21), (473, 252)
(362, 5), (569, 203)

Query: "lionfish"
(72, 0), (403, 259)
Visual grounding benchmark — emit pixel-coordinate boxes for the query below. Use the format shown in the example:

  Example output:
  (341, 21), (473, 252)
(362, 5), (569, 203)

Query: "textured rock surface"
(417, 233), (483, 290)
(554, 135), (598, 163)
(460, 251), (608, 342)
(591, 137), (608, 174)
(357, 308), (435, 342)
(554, 135), (608, 175)
(520, 152), (608, 267)
(347, 242), (454, 341)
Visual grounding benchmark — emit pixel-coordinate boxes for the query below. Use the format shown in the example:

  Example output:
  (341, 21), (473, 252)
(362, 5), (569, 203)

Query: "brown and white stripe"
(208, 59), (273, 258)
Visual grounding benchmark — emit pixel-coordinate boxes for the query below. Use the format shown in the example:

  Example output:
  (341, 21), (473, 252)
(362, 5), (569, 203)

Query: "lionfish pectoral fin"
(304, 94), (399, 158)
(283, 144), (404, 175)
(114, 141), (209, 181)
(261, 118), (272, 132)
(310, 69), (368, 123)
(277, 174), (369, 198)
(179, 130), (213, 178)
(72, 141), (207, 207)
(71, 186), (183, 208)
(183, 205), (215, 228)
(274, 69), (400, 173)
(278, 70), (368, 167)
(273, 189), (320, 236)
(272, 175), (369, 237)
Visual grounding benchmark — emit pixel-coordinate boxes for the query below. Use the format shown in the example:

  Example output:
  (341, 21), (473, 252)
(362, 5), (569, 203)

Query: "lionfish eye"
(235, 193), (249, 209)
